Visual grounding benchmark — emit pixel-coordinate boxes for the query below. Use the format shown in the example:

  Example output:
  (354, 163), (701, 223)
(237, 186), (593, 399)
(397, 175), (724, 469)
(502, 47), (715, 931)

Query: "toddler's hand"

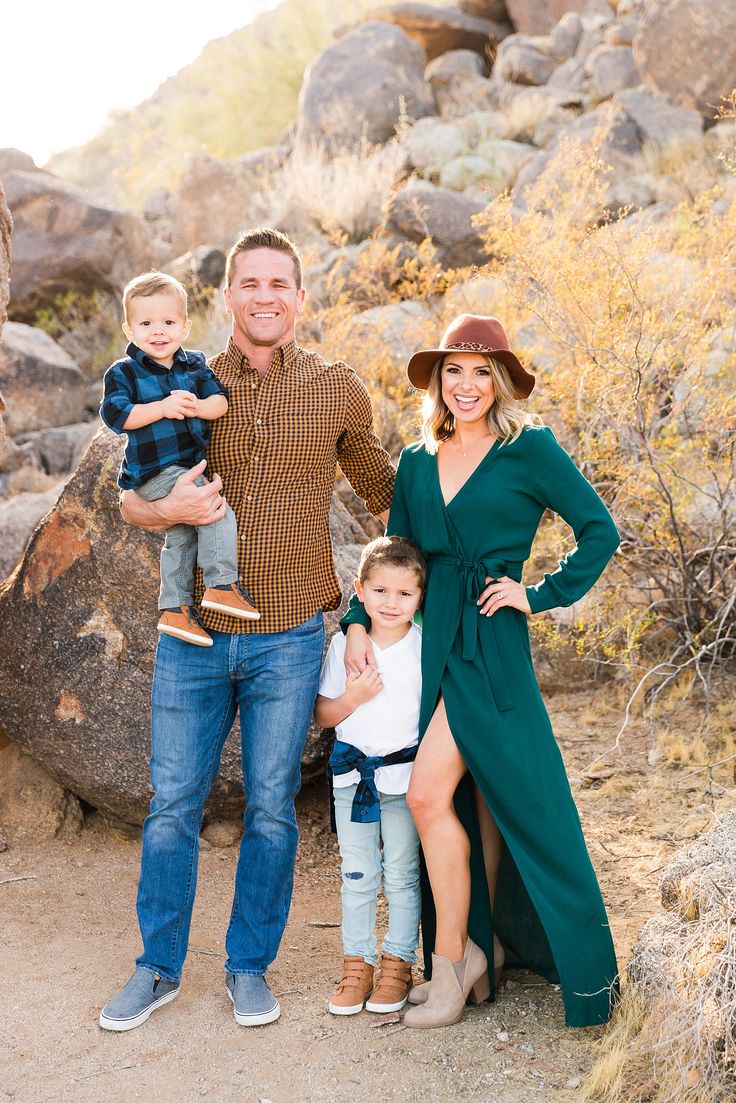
(346, 666), (382, 706)
(162, 391), (198, 420)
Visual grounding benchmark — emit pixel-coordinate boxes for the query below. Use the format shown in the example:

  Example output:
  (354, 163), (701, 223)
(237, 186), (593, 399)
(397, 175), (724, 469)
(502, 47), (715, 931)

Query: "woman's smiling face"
(440, 352), (496, 425)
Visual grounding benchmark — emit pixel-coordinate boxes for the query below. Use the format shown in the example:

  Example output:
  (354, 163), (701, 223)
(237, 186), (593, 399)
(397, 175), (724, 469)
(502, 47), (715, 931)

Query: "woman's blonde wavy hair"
(420, 354), (541, 453)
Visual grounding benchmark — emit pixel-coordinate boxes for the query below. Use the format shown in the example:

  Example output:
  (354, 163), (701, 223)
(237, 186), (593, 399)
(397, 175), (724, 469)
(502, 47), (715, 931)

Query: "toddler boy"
(315, 535), (425, 1015)
(100, 271), (259, 645)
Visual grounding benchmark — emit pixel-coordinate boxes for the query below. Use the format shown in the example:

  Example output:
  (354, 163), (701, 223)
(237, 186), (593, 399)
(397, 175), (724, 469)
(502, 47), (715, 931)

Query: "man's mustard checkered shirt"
(195, 337), (395, 634)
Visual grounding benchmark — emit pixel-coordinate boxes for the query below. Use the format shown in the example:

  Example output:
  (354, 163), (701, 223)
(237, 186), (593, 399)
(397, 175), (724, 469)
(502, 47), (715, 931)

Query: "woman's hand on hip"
(478, 576), (531, 617)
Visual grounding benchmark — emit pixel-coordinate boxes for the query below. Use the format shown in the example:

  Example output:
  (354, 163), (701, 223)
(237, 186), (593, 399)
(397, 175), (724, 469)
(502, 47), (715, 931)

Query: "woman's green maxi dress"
(342, 426), (621, 1027)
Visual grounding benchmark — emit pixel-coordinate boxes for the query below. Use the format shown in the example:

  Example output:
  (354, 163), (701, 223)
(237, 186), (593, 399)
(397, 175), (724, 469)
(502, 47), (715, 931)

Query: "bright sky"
(2, 0), (283, 166)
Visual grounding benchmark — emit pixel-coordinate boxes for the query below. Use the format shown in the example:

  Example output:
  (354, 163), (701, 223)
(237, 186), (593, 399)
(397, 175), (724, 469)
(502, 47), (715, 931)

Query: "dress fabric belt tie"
(432, 555), (518, 713)
(328, 740), (418, 823)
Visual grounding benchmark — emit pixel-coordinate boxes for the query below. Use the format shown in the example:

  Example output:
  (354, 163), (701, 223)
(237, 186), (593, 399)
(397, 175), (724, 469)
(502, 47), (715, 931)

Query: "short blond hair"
(122, 271), (188, 322)
(421, 354), (541, 453)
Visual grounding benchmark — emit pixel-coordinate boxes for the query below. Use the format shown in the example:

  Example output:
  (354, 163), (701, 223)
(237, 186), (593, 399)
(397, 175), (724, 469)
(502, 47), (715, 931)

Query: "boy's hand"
(345, 667), (383, 706)
(161, 390), (198, 420)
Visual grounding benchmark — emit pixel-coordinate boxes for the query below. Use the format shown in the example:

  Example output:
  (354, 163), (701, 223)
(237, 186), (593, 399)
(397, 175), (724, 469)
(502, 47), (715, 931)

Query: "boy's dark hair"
(357, 536), (426, 589)
(225, 227), (302, 289)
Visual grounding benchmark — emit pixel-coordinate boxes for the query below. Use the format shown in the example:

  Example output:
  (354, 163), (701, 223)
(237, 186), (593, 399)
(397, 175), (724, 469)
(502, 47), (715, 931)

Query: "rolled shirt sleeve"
(336, 365), (395, 517)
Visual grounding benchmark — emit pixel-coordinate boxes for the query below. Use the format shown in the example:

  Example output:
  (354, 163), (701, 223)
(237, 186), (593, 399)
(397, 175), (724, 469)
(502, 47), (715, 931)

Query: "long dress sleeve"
(340, 446), (413, 631)
(525, 427), (620, 614)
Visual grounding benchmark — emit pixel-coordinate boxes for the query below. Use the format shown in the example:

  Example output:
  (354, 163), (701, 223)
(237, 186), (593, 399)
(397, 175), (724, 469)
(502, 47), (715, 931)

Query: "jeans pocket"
(288, 611), (324, 636)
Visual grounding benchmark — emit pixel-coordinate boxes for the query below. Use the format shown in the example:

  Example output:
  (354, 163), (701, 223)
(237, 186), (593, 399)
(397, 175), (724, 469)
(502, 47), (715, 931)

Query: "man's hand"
(161, 390), (198, 420)
(120, 460), (227, 531)
(344, 624), (376, 674)
(344, 667), (383, 707)
(163, 462), (226, 526)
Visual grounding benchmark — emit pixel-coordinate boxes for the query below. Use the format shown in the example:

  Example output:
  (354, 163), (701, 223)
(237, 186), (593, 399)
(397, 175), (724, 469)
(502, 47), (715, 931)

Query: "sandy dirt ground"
(2, 687), (733, 1103)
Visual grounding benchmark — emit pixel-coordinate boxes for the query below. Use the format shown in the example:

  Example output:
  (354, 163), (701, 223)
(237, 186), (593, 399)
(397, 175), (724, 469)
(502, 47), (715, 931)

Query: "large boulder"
(13, 420), (98, 476)
(170, 153), (261, 256)
(3, 170), (154, 322)
(366, 3), (512, 59)
(0, 740), (82, 843)
(0, 430), (370, 824)
(0, 148), (38, 174)
(586, 44), (640, 99)
(166, 245), (227, 300)
(494, 35), (558, 85)
(386, 179), (488, 268)
(405, 116), (467, 173)
(614, 87), (704, 151)
(633, 0), (736, 121)
(296, 22), (436, 151)
(0, 483), (64, 582)
(0, 322), (87, 436)
(461, 0), (509, 19)
(0, 180), (11, 464)
(505, 0), (588, 35)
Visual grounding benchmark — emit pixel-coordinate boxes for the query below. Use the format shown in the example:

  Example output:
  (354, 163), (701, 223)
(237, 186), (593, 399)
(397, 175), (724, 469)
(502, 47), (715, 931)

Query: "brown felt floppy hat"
(406, 314), (535, 398)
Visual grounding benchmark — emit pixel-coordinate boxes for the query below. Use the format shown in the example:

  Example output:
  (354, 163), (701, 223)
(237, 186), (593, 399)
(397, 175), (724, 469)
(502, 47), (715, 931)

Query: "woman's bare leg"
(406, 698), (469, 962)
(474, 786), (503, 908)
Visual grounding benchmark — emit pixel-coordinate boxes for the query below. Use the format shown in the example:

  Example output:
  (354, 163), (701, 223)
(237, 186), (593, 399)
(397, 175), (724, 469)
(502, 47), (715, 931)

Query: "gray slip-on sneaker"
(226, 973), (280, 1026)
(99, 968), (180, 1032)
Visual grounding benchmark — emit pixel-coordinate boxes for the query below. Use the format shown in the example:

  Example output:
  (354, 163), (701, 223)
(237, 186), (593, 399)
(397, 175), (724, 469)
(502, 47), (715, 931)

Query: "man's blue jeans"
(135, 611), (324, 981)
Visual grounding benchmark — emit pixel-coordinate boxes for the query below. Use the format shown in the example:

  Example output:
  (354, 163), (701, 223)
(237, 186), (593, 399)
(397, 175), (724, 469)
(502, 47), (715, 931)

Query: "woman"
(343, 314), (620, 1029)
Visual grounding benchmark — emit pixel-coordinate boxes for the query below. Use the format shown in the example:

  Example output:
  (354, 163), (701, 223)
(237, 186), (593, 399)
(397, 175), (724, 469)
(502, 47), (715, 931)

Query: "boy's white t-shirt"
(319, 623), (422, 795)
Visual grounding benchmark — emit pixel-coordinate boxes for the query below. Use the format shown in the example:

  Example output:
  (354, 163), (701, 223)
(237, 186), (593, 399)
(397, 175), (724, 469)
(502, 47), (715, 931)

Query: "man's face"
(224, 248), (305, 350)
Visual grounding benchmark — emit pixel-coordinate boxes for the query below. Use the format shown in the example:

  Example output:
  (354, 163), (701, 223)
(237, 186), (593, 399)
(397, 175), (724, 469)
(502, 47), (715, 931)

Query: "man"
(100, 228), (394, 1031)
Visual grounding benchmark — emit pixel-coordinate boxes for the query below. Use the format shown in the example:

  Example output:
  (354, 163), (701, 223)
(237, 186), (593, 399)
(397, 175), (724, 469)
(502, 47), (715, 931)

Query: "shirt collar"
(225, 337), (299, 376)
(127, 342), (188, 373)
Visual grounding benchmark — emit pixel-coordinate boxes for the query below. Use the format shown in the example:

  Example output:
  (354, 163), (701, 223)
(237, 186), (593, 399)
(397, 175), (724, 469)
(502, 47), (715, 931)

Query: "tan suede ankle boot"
(403, 938), (489, 1028)
(407, 933), (503, 1007)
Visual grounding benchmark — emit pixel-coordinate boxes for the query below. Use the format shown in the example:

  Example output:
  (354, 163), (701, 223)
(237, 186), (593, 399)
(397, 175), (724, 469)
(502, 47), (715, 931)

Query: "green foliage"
(34, 290), (122, 380)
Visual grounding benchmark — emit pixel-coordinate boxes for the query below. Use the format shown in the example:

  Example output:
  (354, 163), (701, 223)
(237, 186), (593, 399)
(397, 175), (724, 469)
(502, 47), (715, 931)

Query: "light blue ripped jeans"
(333, 784), (421, 965)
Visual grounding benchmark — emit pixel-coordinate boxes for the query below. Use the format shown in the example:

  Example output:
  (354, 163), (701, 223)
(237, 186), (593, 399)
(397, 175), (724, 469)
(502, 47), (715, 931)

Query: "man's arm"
(336, 367), (395, 519)
(120, 460), (227, 532)
(195, 394), (228, 421)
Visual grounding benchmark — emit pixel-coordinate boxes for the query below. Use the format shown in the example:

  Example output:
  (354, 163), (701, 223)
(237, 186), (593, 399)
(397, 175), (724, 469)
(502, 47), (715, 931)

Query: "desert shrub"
(471, 134), (736, 718)
(264, 129), (410, 243)
(34, 291), (122, 380)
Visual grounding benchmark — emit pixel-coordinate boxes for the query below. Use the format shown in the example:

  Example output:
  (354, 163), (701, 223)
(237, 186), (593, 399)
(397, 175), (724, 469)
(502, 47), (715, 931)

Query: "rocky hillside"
(0, 0), (734, 828)
(46, 0), (450, 209)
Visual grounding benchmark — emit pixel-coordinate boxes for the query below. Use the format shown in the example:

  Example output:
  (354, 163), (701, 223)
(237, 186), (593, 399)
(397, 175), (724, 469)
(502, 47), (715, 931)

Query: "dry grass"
(263, 129), (409, 243)
(583, 816), (736, 1103)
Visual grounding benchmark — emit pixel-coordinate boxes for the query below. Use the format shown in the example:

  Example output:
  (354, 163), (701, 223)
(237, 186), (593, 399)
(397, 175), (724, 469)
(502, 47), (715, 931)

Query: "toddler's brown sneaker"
(158, 606), (213, 647)
(328, 957), (374, 1016)
(201, 583), (261, 620)
(366, 954), (413, 1013)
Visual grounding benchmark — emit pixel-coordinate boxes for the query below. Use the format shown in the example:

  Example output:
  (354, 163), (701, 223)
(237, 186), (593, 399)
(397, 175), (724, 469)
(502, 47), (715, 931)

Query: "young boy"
(315, 535), (425, 1016)
(100, 271), (259, 646)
